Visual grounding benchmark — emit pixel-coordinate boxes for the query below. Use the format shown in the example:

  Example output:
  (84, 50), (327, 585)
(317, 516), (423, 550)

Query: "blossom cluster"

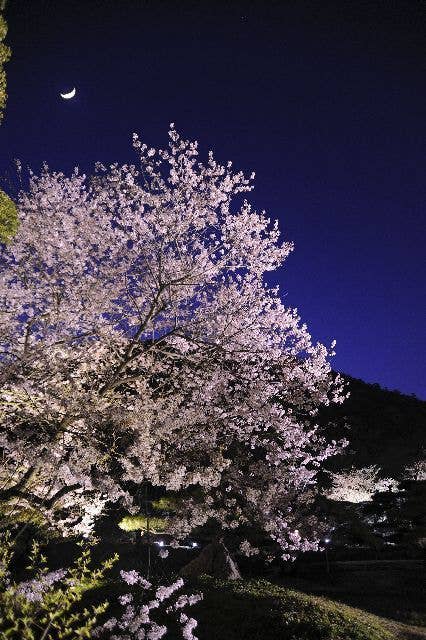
(327, 466), (399, 503)
(94, 572), (202, 640)
(15, 569), (67, 602)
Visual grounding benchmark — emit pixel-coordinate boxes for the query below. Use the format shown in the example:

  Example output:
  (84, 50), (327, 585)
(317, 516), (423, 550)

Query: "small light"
(158, 540), (164, 547)
(324, 538), (331, 544)
(191, 541), (198, 548)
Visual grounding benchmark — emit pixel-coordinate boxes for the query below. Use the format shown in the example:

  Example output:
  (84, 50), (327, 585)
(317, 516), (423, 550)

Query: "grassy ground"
(188, 577), (403, 640)
(280, 561), (426, 627)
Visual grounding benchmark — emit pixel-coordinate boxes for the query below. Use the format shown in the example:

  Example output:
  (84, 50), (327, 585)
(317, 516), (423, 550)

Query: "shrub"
(0, 532), (117, 639)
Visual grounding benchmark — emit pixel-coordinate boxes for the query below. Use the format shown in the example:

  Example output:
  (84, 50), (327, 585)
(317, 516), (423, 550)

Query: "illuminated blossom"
(327, 466), (398, 503)
(94, 575), (201, 640)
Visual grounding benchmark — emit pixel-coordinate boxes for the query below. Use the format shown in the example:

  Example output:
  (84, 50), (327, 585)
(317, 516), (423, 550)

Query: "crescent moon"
(60, 87), (76, 99)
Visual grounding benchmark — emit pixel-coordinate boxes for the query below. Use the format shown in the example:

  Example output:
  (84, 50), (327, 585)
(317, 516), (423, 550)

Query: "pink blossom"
(120, 570), (142, 585)
(118, 594), (133, 605)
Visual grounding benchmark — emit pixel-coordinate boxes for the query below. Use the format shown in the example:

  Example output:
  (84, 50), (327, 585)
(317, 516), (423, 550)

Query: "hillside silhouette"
(320, 375), (425, 478)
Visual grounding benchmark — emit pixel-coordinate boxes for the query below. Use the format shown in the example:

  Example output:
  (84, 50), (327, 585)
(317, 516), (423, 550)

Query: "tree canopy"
(0, 127), (345, 559)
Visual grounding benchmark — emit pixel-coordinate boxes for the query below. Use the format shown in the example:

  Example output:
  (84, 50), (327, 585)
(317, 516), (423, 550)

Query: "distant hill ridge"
(319, 374), (426, 478)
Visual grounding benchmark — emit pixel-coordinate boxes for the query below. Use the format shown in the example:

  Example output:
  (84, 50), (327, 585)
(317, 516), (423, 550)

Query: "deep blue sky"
(1, 1), (425, 399)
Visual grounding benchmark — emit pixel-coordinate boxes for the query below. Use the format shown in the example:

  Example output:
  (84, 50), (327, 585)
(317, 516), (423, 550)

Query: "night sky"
(1, 1), (425, 399)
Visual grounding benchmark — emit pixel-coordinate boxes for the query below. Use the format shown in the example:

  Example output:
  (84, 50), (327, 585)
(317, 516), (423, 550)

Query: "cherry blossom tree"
(0, 126), (346, 558)
(326, 466), (398, 504)
(404, 459), (426, 482)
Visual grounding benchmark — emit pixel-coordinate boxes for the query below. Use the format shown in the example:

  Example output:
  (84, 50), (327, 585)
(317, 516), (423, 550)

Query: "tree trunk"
(180, 541), (241, 580)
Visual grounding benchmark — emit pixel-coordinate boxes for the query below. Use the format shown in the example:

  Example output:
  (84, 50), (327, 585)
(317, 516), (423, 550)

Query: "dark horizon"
(1, 0), (425, 399)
